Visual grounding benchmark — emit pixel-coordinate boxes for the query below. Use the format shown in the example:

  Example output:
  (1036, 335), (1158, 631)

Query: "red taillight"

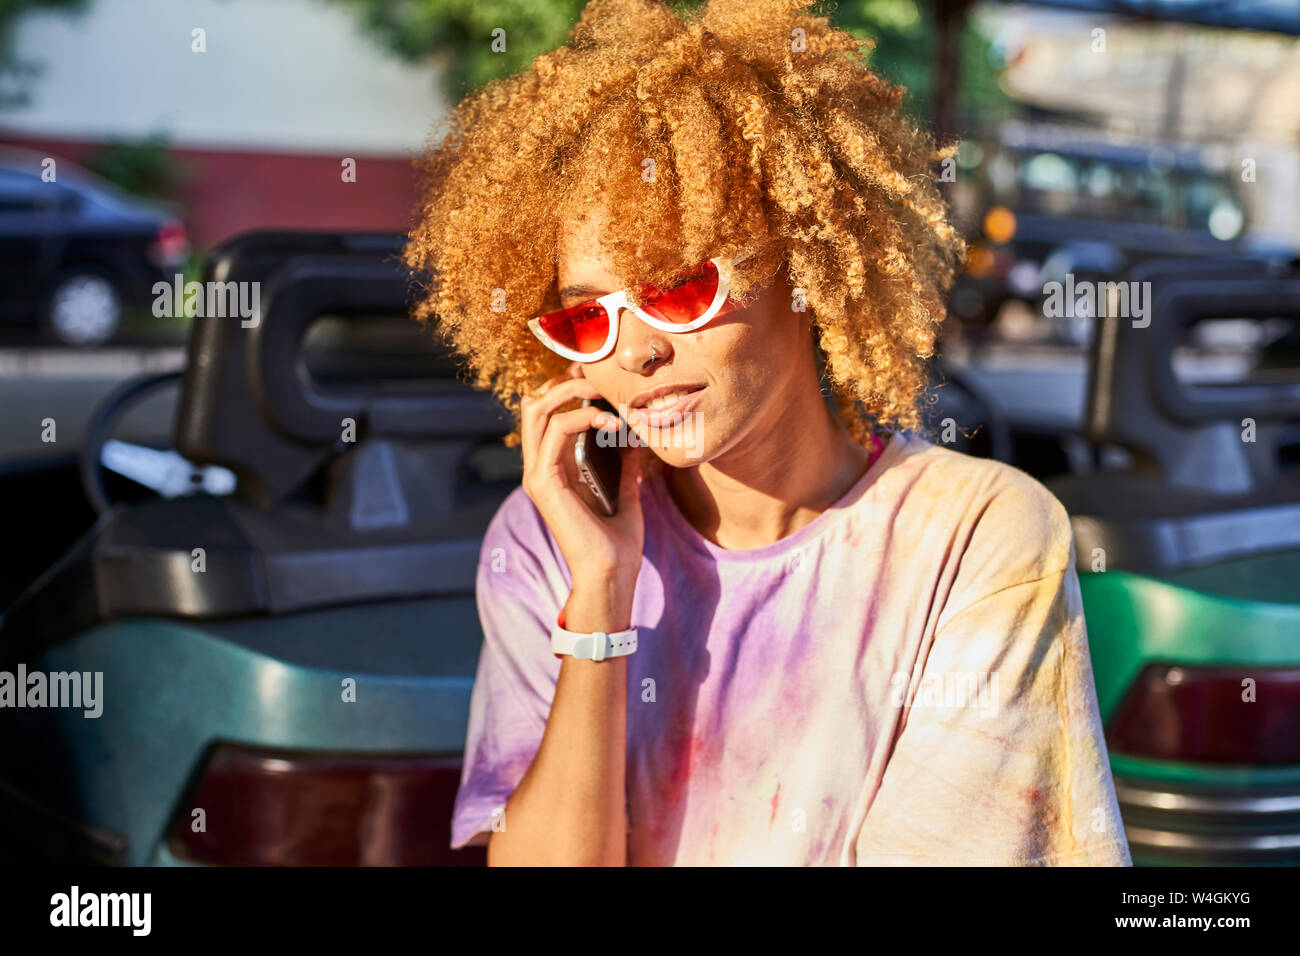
(1108, 664), (1300, 764)
(165, 744), (486, 866)
(149, 219), (189, 267)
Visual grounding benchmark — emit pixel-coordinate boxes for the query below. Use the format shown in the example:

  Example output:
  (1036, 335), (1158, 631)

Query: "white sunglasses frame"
(527, 256), (741, 363)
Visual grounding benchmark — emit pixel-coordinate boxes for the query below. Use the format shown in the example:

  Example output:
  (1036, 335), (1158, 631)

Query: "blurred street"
(0, 348), (183, 461)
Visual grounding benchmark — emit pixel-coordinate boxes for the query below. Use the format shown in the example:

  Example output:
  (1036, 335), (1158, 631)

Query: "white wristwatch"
(550, 623), (638, 661)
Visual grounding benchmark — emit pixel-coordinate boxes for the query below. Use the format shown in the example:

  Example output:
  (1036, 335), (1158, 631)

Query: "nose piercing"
(650, 344), (657, 363)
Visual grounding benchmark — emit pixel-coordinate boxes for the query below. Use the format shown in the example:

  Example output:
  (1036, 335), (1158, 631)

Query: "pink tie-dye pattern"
(451, 432), (1132, 866)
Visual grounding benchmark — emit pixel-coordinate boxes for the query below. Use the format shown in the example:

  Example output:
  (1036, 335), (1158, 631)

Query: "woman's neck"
(665, 389), (874, 551)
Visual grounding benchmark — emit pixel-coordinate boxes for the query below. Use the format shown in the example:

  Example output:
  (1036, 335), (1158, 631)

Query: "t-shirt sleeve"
(855, 479), (1132, 866)
(450, 492), (565, 850)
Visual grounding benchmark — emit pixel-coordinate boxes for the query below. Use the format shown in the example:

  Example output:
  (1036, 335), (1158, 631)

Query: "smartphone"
(574, 397), (622, 517)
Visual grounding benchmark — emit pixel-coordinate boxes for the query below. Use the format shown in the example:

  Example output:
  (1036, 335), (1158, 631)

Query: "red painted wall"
(0, 135), (423, 250)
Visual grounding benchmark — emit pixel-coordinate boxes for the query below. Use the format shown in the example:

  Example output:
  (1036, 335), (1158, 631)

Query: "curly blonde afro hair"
(403, 0), (965, 447)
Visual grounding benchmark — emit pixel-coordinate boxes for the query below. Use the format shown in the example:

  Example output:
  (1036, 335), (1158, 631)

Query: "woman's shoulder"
(884, 434), (1075, 581)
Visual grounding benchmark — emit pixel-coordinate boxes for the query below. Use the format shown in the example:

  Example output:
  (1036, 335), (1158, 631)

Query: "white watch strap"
(550, 623), (638, 661)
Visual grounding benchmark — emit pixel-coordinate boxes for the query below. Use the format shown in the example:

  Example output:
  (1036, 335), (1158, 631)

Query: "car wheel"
(45, 270), (123, 347)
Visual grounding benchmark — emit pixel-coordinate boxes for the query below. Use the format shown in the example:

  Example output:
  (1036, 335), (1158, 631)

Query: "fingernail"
(594, 413), (611, 429)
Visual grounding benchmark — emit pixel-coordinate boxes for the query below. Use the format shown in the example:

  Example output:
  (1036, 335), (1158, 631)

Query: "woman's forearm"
(486, 579), (631, 866)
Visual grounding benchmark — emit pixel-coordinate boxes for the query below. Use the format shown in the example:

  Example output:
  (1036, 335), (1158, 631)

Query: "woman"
(404, 0), (1130, 866)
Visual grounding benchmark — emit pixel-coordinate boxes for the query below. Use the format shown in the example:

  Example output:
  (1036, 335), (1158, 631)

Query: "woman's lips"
(631, 385), (705, 428)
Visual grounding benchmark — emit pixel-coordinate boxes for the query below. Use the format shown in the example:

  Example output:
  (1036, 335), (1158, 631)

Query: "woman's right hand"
(519, 364), (649, 610)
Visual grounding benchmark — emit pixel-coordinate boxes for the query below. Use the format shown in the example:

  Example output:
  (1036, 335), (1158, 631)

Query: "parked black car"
(0, 146), (189, 346)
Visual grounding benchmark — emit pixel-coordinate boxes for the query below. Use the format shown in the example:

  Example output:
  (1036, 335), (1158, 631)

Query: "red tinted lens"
(537, 301), (610, 354)
(639, 261), (720, 325)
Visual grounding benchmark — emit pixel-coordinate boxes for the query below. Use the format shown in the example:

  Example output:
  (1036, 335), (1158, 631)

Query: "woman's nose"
(615, 310), (671, 373)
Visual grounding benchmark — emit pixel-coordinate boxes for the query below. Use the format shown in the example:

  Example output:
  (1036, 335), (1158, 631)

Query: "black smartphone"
(574, 397), (622, 516)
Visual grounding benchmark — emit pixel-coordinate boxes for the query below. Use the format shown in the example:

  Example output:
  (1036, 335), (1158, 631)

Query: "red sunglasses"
(528, 255), (749, 362)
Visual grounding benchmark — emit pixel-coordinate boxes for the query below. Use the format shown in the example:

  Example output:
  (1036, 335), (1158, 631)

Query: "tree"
(0, 0), (89, 109)
(326, 0), (1007, 128)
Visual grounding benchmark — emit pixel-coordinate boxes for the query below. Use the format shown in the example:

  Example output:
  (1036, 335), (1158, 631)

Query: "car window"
(1014, 151), (1180, 227)
(0, 167), (50, 213)
(1183, 174), (1243, 239)
(1017, 152), (1079, 216)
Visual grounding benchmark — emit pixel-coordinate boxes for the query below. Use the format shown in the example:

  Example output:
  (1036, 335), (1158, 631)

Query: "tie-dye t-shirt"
(451, 432), (1132, 865)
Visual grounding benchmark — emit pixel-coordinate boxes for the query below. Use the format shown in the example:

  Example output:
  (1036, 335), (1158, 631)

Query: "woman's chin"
(632, 424), (716, 469)
(650, 446), (703, 470)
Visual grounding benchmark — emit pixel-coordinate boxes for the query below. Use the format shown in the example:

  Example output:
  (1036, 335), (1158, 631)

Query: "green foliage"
(83, 132), (191, 203)
(0, 0), (88, 109)
(833, 0), (1010, 123)
(0, 0), (85, 25)
(327, 0), (589, 97)
(326, 0), (1006, 122)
